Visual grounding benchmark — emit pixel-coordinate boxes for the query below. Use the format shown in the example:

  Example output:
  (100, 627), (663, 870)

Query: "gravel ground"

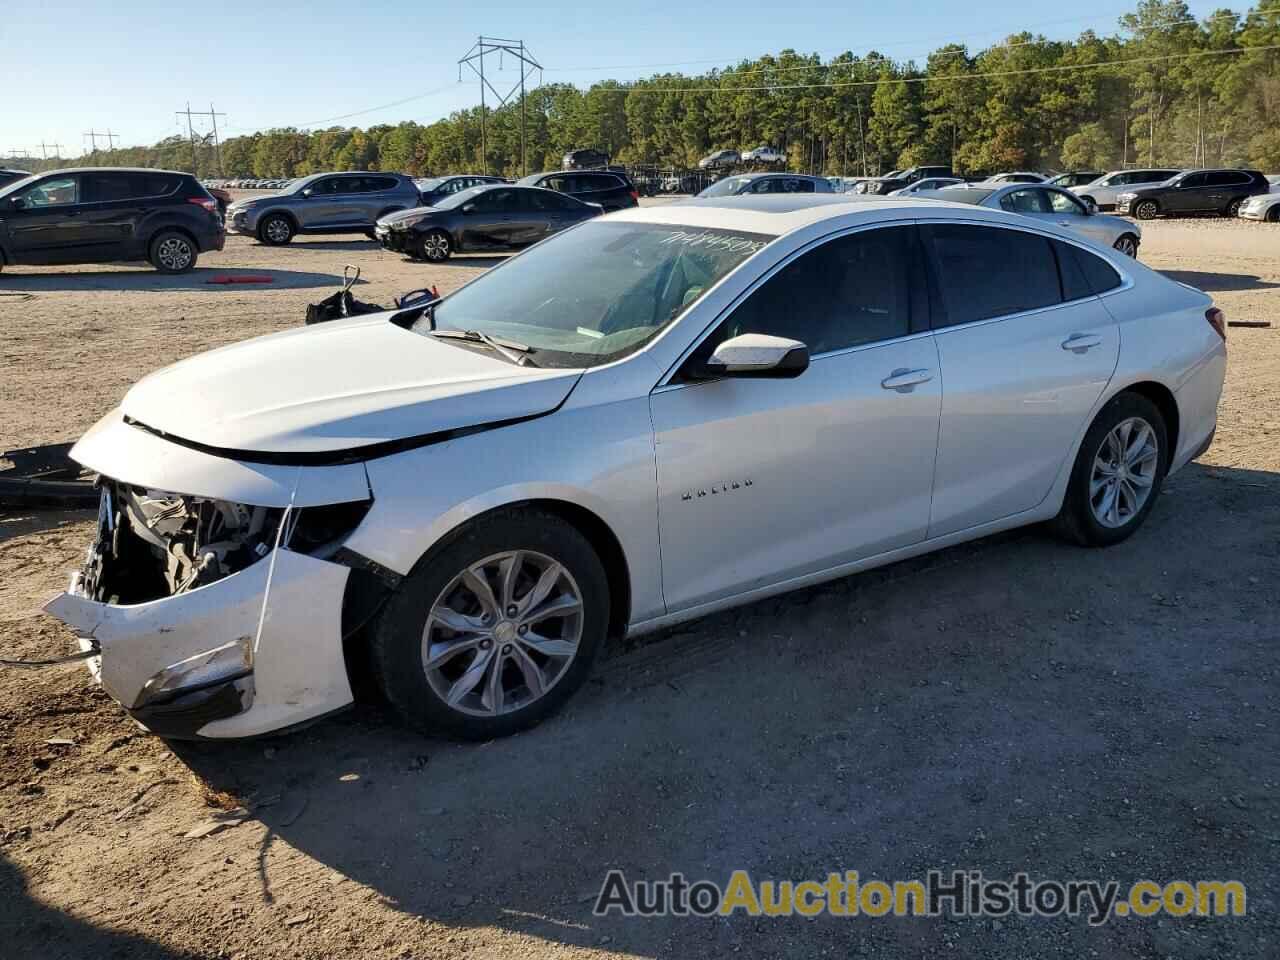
(0, 205), (1278, 959)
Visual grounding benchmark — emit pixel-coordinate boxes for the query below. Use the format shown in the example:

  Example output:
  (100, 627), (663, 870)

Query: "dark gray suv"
(225, 171), (420, 245)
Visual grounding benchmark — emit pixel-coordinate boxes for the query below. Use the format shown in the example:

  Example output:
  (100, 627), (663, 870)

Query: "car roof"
(607, 193), (1059, 235)
(916, 187), (996, 204)
(20, 166), (190, 177)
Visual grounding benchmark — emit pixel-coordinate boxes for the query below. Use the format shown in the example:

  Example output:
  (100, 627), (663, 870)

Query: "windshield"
(431, 185), (493, 211)
(0, 174), (37, 198)
(884, 169), (905, 179)
(698, 176), (753, 197)
(416, 177), (444, 190)
(411, 221), (773, 367)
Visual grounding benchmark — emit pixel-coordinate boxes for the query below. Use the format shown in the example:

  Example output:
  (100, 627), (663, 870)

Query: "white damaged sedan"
(45, 195), (1227, 740)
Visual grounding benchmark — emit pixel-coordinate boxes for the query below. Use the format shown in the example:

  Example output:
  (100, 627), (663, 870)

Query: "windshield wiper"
(431, 329), (537, 366)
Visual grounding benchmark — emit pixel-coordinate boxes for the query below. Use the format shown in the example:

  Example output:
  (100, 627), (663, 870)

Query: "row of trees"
(9, 1), (1280, 179)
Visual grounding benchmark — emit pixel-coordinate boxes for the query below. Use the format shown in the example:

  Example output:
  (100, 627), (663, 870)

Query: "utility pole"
(458, 37), (542, 177)
(39, 141), (64, 160)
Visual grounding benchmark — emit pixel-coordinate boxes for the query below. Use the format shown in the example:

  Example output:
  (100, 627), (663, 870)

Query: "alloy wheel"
(1090, 417), (1159, 529)
(264, 217), (291, 243)
(1113, 236), (1138, 258)
(1134, 200), (1159, 221)
(156, 237), (192, 271)
(422, 232), (450, 261)
(422, 550), (584, 717)
(1226, 198), (1243, 217)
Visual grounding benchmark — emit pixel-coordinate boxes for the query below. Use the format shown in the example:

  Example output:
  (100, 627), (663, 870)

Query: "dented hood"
(120, 313), (582, 458)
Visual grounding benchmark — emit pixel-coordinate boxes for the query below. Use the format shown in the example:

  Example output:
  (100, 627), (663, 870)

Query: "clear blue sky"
(0, 0), (1220, 160)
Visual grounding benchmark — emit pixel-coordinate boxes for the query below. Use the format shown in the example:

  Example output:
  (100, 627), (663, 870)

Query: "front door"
(921, 222), (1119, 537)
(651, 225), (941, 612)
(2, 175), (87, 264)
(460, 188), (521, 249)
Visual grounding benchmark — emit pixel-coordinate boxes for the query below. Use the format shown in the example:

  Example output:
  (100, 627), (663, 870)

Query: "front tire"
(149, 231), (197, 273)
(258, 213), (294, 245)
(371, 508), (609, 739)
(418, 229), (452, 262)
(1133, 200), (1160, 221)
(1052, 393), (1168, 547)
(1268, 205), (1280, 224)
(1225, 197), (1244, 218)
(1113, 234), (1139, 258)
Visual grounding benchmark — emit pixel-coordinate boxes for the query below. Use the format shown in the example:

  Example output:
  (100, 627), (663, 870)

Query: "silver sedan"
(916, 183), (1142, 257)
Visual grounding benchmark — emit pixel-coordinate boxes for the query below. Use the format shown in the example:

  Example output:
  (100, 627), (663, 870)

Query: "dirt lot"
(1, 207), (1278, 959)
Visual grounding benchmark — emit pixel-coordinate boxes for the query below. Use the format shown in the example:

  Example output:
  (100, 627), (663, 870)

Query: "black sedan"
(375, 184), (603, 262)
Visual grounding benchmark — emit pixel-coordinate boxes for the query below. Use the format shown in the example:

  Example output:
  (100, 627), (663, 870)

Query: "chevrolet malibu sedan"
(376, 184), (602, 261)
(915, 183), (1142, 257)
(45, 195), (1226, 741)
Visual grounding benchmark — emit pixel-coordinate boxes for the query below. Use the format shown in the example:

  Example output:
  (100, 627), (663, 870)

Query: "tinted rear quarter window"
(925, 224), (1062, 326)
(1073, 245), (1122, 295)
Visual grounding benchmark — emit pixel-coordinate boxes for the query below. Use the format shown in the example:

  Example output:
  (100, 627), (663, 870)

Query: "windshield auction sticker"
(592, 869), (1246, 925)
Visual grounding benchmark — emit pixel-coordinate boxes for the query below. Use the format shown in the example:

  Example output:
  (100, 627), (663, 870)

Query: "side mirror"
(461, 202), (476, 214)
(10, 197), (25, 210)
(703, 334), (809, 379)
(301, 188), (314, 198)
(1083, 197), (1098, 214)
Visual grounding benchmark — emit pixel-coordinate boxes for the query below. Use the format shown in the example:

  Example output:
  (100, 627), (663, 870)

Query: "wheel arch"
(1106, 379), (1180, 462)
(258, 207), (300, 232)
(147, 223), (199, 254)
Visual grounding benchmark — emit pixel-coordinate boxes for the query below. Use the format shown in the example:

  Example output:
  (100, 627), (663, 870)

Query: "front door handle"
(1062, 334), (1103, 353)
(881, 368), (934, 391)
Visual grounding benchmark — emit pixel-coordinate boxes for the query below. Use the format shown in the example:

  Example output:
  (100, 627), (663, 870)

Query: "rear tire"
(1133, 200), (1160, 221)
(1052, 392), (1168, 547)
(258, 213), (294, 246)
(149, 231), (197, 274)
(1225, 197), (1245, 218)
(370, 508), (609, 740)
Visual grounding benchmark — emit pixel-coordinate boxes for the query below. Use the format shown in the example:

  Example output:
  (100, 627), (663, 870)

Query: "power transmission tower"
(82, 130), (118, 156)
(458, 37), (542, 176)
(40, 141), (64, 160)
(176, 104), (227, 177)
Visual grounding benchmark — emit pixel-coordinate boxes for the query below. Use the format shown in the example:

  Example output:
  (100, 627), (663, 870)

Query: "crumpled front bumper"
(45, 546), (353, 739)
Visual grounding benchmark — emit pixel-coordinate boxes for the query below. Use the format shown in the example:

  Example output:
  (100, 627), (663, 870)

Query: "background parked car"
(563, 148), (610, 170)
(1045, 171), (1104, 188)
(889, 177), (964, 195)
(699, 149), (741, 171)
(207, 186), (232, 217)
(518, 170), (638, 211)
(416, 175), (507, 206)
(1070, 169), (1182, 211)
(855, 165), (954, 195)
(224, 171), (420, 245)
(1239, 191), (1280, 222)
(742, 146), (784, 164)
(980, 171), (1047, 184)
(1116, 168), (1270, 219)
(697, 173), (834, 197)
(0, 168), (32, 189)
(375, 184), (601, 261)
(0, 167), (223, 273)
(916, 182), (1141, 257)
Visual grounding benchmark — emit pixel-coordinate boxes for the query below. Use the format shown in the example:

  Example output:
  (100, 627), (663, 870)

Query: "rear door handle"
(881, 368), (934, 391)
(1061, 334), (1103, 353)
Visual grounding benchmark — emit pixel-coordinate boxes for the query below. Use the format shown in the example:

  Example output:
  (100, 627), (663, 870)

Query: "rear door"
(2, 174), (86, 263)
(356, 175), (404, 224)
(459, 188), (522, 248)
(922, 221), (1119, 537)
(79, 171), (170, 258)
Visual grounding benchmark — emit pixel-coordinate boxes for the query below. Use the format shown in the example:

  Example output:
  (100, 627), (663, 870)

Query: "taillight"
(188, 197), (218, 214)
(1206, 307), (1226, 342)
(630, 189), (639, 202)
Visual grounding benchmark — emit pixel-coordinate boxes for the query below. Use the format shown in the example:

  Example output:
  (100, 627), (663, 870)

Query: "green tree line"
(10, 1), (1280, 178)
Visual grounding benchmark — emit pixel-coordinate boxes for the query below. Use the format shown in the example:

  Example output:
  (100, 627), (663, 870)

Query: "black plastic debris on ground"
(0, 442), (97, 509)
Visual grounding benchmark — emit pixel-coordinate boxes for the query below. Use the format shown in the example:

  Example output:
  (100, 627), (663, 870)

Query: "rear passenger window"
(925, 224), (1061, 326)
(708, 226), (918, 357)
(84, 173), (136, 202)
(1072, 245), (1122, 295)
(139, 173), (179, 196)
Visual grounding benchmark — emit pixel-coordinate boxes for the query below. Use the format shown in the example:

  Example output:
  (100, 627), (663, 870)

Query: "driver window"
(17, 177), (79, 207)
(1001, 189), (1051, 214)
(1047, 190), (1085, 214)
(690, 226), (916, 366)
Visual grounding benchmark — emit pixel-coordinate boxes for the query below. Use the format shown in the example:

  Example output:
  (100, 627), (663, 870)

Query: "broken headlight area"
(83, 478), (372, 605)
